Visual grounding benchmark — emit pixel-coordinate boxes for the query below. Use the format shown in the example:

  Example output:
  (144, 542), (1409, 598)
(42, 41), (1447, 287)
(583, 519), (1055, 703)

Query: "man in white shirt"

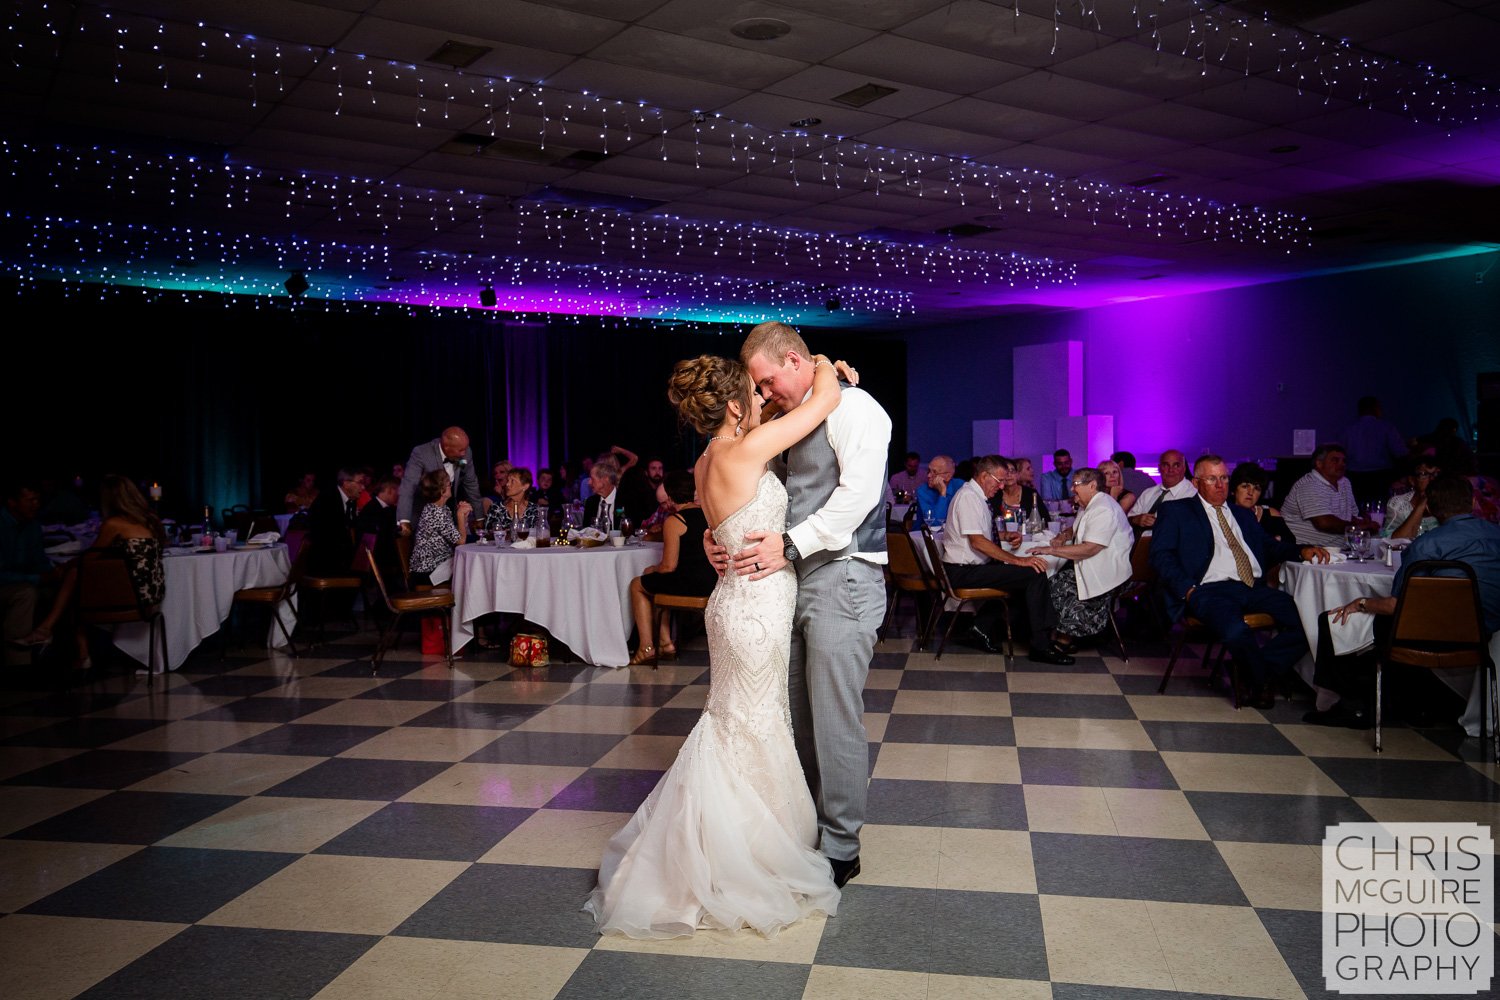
(941, 455), (1073, 665)
(1129, 449), (1196, 536)
(726, 321), (891, 890)
(1281, 444), (1378, 547)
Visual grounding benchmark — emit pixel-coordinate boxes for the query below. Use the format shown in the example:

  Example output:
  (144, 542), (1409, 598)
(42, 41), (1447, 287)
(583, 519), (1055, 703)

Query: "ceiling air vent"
(428, 41), (491, 68)
(833, 83), (898, 108)
(935, 222), (999, 239)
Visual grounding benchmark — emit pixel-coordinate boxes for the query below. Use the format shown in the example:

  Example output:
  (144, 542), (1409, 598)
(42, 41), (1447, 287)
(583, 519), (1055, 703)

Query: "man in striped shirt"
(1281, 444), (1378, 547)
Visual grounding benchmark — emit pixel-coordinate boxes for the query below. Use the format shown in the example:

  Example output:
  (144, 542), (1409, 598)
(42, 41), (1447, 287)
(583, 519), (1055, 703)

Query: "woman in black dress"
(627, 470), (716, 664)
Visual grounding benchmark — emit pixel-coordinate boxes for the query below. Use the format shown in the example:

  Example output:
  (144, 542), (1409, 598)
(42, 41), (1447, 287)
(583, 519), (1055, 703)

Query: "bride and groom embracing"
(585, 321), (892, 939)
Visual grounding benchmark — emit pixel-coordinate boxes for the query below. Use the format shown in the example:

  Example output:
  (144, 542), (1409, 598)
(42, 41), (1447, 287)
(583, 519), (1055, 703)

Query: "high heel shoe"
(11, 627), (52, 652)
(656, 644), (678, 662)
(628, 645), (657, 666)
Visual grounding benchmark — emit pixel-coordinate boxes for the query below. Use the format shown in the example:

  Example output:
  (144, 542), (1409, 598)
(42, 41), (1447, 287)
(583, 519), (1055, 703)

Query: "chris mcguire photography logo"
(1322, 822), (1493, 994)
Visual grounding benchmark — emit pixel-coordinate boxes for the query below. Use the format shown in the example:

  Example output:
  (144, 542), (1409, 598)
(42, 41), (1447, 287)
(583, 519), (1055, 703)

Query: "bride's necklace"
(708, 431), (740, 444)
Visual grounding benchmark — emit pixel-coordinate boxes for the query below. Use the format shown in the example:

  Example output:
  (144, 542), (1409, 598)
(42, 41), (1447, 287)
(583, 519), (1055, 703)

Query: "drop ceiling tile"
(332, 19), (577, 81)
(714, 92), (895, 138)
(1378, 131), (1500, 167)
(1249, 165), (1361, 196)
(369, 0), (626, 54)
(241, 126), (430, 166)
(1176, 76), (1347, 125)
(770, 0), (952, 32)
(859, 120), (1019, 157)
(540, 59), (750, 112)
(913, 96), (1078, 142)
(587, 25), (809, 90)
(1362, 14), (1500, 84)
(975, 142), (1120, 177)
(1300, 149), (1441, 183)
(649, 199), (778, 223)
(1099, 102), (1260, 143)
(128, 0), (360, 45)
(1048, 41), (1226, 100)
(896, 2), (1106, 68)
(977, 69), (1157, 121)
(1034, 124), (1191, 160)
(526, 0), (667, 20)
(1207, 127), (1364, 166)
(686, 187), (819, 215)
(639, 0), (877, 62)
(764, 65), (956, 120)
(545, 169), (705, 202)
(1292, 106), (1453, 148)
(1147, 145), (1273, 181)
(1301, 0), (1459, 43)
(826, 33), (1029, 93)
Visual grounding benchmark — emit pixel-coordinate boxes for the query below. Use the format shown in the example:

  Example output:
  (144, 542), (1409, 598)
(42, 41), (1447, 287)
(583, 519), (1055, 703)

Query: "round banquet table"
(113, 544), (296, 670)
(451, 540), (662, 667)
(1280, 558), (1495, 736)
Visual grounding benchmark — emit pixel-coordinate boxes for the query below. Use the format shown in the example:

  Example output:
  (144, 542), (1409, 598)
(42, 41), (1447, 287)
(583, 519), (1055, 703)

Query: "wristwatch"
(781, 532), (800, 562)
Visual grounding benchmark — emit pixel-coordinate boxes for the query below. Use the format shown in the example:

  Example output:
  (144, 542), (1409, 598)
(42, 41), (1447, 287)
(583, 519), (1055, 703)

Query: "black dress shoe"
(829, 855), (861, 889)
(1027, 645), (1075, 666)
(961, 626), (1001, 654)
(1251, 683), (1277, 711)
(1302, 700), (1372, 729)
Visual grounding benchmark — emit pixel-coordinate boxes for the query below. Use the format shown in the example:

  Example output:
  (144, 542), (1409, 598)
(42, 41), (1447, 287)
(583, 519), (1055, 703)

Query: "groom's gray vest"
(781, 384), (888, 578)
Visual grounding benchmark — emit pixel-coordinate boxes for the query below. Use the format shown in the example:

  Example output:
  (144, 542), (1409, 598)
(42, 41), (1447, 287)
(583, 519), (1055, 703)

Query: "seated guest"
(1130, 449), (1196, 536)
(941, 455), (1073, 664)
(354, 469), (374, 511)
(3, 482), (58, 666)
(1229, 462), (1294, 544)
(1113, 450), (1156, 498)
(356, 476), (401, 578)
(1097, 459), (1137, 515)
(1382, 459), (1440, 539)
(396, 426), (481, 536)
(639, 479), (678, 540)
(18, 475), (165, 669)
(889, 451), (923, 501)
(284, 472), (318, 512)
(583, 457), (624, 531)
(1032, 468), (1133, 653)
(306, 468), (362, 575)
(1039, 449), (1072, 504)
(1151, 455), (1328, 708)
(484, 460), (514, 517)
(915, 455), (962, 524)
(627, 471), (716, 665)
(536, 468), (564, 510)
(1281, 443), (1377, 547)
(644, 458), (665, 490)
(483, 468), (538, 537)
(391, 463), (404, 483)
(1015, 456), (1037, 491)
(991, 457), (1042, 525)
(409, 470), (470, 586)
(1310, 473), (1500, 727)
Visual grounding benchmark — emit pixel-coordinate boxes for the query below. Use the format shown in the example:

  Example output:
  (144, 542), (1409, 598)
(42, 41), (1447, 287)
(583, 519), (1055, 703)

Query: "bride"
(584, 350), (849, 939)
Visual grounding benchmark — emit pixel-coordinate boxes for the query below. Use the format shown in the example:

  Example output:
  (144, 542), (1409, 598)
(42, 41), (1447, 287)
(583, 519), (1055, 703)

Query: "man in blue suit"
(1152, 454), (1329, 707)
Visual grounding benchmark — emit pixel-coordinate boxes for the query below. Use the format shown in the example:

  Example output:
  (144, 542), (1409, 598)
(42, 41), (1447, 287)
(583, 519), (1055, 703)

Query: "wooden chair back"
(885, 530), (929, 590)
(77, 548), (153, 623)
(1386, 560), (1486, 667)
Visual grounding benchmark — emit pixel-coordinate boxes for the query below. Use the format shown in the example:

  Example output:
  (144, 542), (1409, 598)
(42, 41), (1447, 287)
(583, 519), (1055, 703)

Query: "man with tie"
(306, 468), (362, 577)
(1129, 449), (1196, 536)
(1151, 455), (1329, 707)
(583, 457), (623, 532)
(397, 426), (481, 537)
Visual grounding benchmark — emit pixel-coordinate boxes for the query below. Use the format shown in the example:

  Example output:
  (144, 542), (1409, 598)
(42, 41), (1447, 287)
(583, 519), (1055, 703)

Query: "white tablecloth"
(113, 545), (296, 670)
(1280, 560), (1495, 736)
(451, 541), (662, 667)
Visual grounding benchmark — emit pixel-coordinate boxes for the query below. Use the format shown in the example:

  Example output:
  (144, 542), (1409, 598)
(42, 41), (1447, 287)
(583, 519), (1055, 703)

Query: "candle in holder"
(149, 482), (162, 501)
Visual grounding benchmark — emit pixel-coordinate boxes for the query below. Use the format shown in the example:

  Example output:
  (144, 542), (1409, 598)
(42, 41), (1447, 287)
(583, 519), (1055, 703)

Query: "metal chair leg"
(935, 609), (961, 661)
(1107, 598), (1129, 663)
(1158, 625), (1191, 693)
(439, 613), (453, 666)
(1374, 661), (1384, 754)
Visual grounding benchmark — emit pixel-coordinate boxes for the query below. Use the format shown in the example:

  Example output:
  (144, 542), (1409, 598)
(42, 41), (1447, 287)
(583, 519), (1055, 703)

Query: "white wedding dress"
(584, 471), (840, 938)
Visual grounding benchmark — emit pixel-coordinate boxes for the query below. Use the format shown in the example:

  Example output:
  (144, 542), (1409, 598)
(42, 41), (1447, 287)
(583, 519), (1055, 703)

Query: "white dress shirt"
(1133, 479), (1198, 535)
(1072, 493), (1133, 600)
(941, 479), (994, 566)
(786, 385), (892, 566)
(1199, 496), (1263, 585)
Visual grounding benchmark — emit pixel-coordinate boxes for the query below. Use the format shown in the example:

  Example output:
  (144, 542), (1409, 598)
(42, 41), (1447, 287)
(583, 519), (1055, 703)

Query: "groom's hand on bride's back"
(731, 530), (785, 580)
(704, 529), (728, 577)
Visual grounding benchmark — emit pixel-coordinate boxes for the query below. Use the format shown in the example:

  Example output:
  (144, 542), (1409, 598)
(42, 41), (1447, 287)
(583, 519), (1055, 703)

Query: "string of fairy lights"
(7, 0), (1311, 247)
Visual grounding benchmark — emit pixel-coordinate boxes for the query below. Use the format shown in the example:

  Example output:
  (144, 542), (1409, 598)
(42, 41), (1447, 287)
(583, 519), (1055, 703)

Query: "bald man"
(396, 426), (482, 534)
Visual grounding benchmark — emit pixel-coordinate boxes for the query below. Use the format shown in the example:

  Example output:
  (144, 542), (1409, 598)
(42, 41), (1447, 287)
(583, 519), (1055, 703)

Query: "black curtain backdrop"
(3, 285), (907, 520)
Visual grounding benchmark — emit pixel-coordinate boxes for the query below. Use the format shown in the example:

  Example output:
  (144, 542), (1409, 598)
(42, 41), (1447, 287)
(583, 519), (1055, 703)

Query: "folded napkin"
(510, 537), (537, 549)
(1328, 611), (1376, 657)
(45, 540), (83, 555)
(575, 527), (607, 541)
(1321, 548), (1347, 564)
(247, 531), (281, 544)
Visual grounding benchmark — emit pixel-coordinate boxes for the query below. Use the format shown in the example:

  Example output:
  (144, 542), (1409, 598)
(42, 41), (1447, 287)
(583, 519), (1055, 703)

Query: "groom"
(732, 321), (891, 889)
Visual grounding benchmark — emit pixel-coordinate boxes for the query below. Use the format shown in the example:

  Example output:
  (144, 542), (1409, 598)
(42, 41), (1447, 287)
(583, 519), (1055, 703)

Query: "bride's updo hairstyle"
(667, 355), (751, 437)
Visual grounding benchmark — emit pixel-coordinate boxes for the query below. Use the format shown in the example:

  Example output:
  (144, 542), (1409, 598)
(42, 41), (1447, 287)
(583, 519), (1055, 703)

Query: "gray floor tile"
(1187, 791), (1374, 844)
(1311, 755), (1500, 801)
(1030, 831), (1246, 905)
(188, 697), (341, 723)
(898, 670), (1008, 692)
(394, 863), (599, 948)
(1017, 747), (1177, 789)
(351, 678), (480, 701)
(263, 758), (450, 800)
(1010, 693), (1136, 719)
(556, 684), (684, 708)
(6, 789), (243, 843)
(548, 768), (665, 812)
(464, 730), (624, 766)
(3, 749), (205, 789)
(1143, 720), (1301, 755)
(75, 924), (376, 1000)
(557, 950), (809, 1000)
(881, 714), (1015, 746)
(24, 846), (296, 922)
(815, 883), (1049, 979)
(631, 708), (702, 736)
(865, 778), (1028, 829)
(401, 701), (549, 730)
(314, 802), (533, 861)
(223, 724), (386, 757)
(0, 717), (166, 748)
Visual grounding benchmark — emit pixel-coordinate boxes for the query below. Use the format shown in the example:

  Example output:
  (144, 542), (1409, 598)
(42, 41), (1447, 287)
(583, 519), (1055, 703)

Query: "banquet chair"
(246, 515), (279, 538)
(230, 537), (307, 657)
(298, 536), (365, 647)
(882, 530), (938, 649)
(919, 522), (1013, 663)
(648, 592), (710, 669)
(395, 533), (414, 590)
(1375, 560), (1496, 761)
(221, 505), (252, 538)
(1157, 611), (1278, 709)
(76, 548), (167, 686)
(366, 549), (454, 668)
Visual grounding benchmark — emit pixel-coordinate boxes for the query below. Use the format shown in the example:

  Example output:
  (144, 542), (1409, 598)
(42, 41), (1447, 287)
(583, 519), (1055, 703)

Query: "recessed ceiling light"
(1270, 144), (1301, 154)
(833, 83), (898, 108)
(730, 18), (791, 41)
(427, 41), (491, 68)
(789, 117), (822, 129)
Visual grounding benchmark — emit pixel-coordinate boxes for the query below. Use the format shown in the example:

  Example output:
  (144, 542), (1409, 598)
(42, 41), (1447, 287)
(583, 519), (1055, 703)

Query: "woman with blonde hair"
(1097, 459), (1137, 515)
